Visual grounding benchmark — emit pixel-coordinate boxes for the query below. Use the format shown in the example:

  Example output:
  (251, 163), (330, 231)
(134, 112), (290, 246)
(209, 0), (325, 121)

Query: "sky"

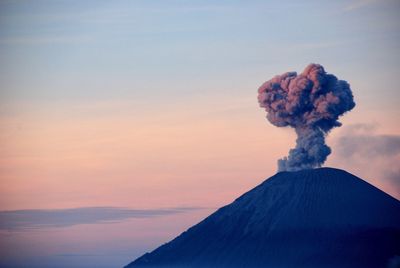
(0, 0), (400, 266)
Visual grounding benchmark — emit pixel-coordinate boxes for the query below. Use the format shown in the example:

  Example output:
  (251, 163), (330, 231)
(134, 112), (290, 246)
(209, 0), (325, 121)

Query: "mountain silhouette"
(125, 168), (400, 268)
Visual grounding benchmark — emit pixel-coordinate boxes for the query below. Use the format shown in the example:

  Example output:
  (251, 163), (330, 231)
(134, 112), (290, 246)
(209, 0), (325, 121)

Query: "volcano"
(125, 168), (400, 268)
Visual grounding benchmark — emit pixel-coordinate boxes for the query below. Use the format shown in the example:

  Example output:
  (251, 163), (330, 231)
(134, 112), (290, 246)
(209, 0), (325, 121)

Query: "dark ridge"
(125, 167), (400, 268)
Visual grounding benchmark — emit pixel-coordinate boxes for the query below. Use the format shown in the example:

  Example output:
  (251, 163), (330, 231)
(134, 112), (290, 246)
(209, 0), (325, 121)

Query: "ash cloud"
(258, 63), (355, 171)
(338, 134), (400, 157)
(335, 124), (400, 157)
(331, 124), (400, 198)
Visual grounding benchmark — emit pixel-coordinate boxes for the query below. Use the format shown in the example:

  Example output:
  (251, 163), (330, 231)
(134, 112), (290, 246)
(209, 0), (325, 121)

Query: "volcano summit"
(126, 168), (400, 268)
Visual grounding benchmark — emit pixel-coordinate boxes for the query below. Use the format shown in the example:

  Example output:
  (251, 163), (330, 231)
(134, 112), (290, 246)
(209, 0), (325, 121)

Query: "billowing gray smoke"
(258, 64), (355, 171)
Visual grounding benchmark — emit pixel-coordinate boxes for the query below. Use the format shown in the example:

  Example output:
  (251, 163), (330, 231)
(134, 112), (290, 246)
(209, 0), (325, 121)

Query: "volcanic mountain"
(125, 168), (400, 268)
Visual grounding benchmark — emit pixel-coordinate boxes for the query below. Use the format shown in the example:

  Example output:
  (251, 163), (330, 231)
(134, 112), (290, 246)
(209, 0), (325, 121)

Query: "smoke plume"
(258, 63), (355, 171)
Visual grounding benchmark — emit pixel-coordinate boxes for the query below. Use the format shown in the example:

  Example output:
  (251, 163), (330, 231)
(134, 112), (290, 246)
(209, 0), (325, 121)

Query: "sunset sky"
(1, 1), (400, 267)
(1, 0), (399, 214)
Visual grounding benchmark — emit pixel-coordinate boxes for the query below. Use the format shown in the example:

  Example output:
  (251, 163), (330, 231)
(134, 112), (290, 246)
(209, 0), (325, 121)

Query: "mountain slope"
(125, 168), (400, 268)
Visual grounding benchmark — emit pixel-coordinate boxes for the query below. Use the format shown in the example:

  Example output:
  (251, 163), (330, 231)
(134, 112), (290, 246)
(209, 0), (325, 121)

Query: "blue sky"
(1, 0), (399, 224)
(1, 0), (399, 105)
